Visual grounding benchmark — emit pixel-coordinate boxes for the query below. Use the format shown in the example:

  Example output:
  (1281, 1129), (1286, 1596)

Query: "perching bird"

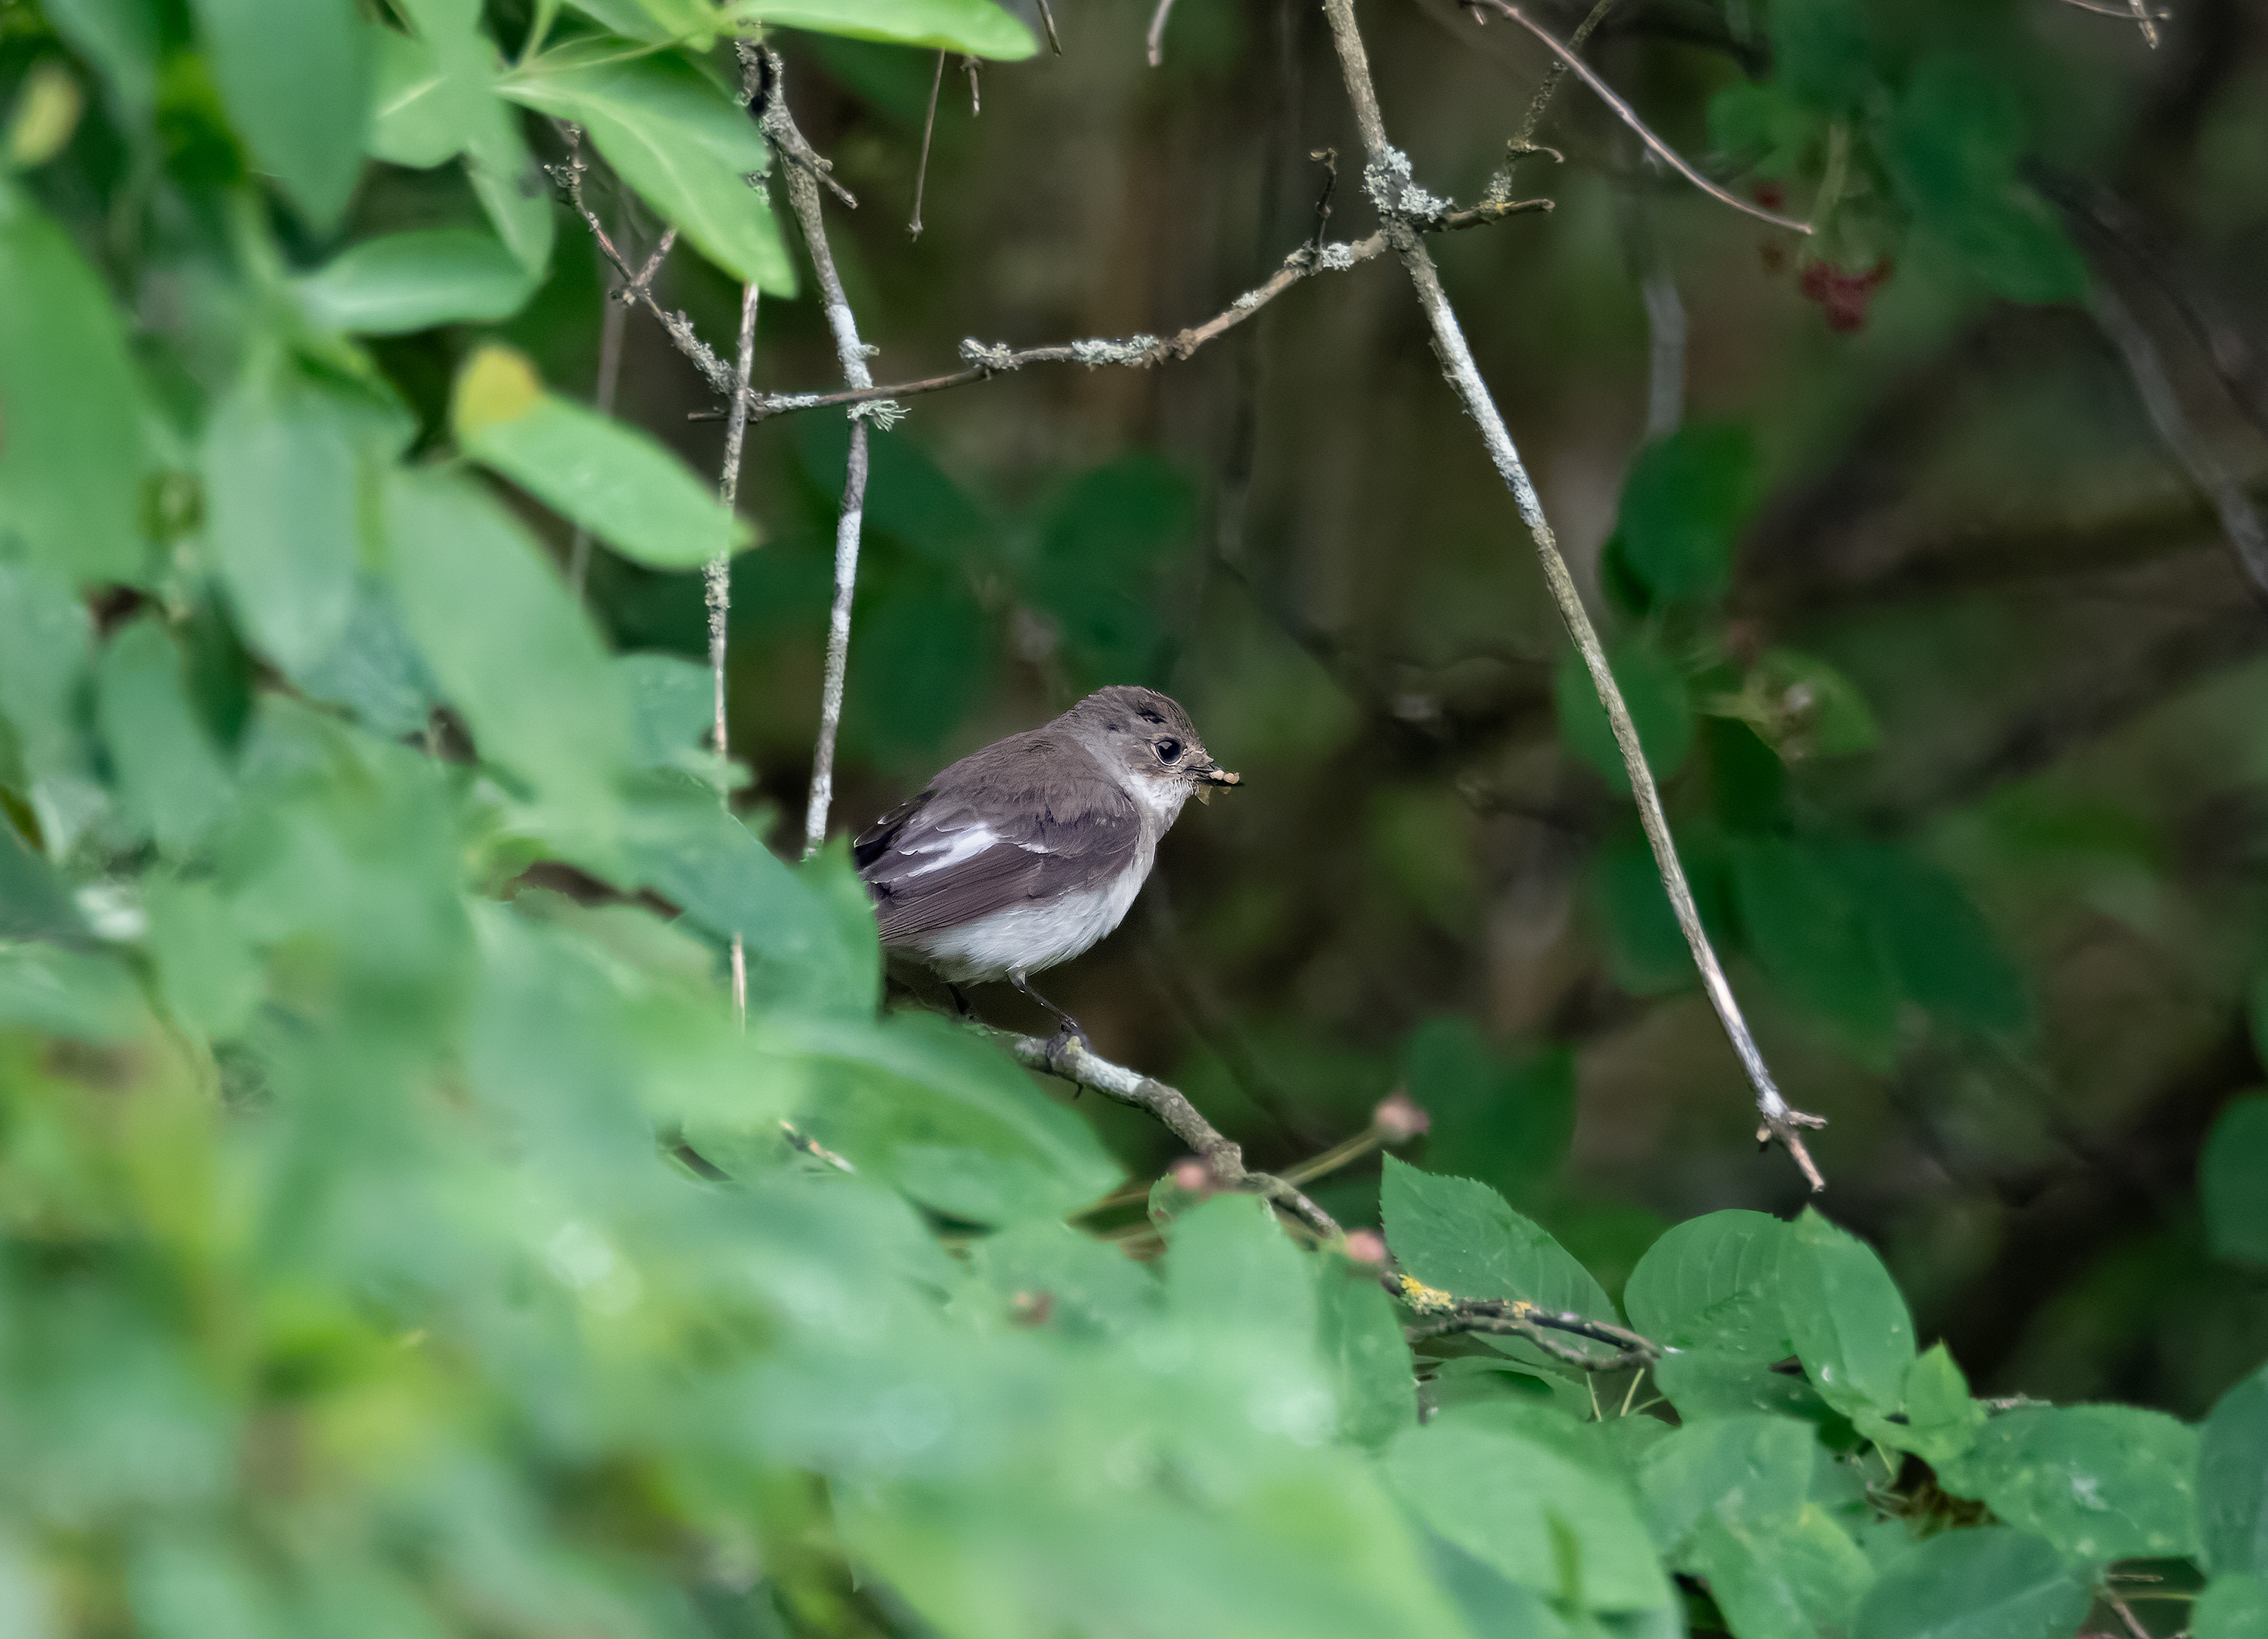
(854, 686), (1240, 1042)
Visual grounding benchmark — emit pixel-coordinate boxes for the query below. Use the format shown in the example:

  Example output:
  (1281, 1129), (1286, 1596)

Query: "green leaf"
(0, 184), (147, 584)
(46, 0), (162, 119)
(1731, 835), (1898, 1048)
(970, 1219), (1157, 1340)
(1653, 1349), (1834, 1425)
(618, 652), (715, 769)
(453, 345), (748, 569)
(1637, 1414), (1814, 1551)
(1622, 1210), (1790, 1359)
(1708, 79), (1824, 178)
(202, 361), (364, 677)
(733, 0), (1038, 58)
(1765, 0), (1874, 111)
(381, 466), (631, 832)
(367, 21), (456, 166)
(1830, 843), (2028, 1036)
(1851, 1528), (2091, 1639)
(1585, 821), (1730, 996)
(1688, 1504), (1874, 1639)
(1167, 1192), (1316, 1340)
(1384, 1403), (1673, 1613)
(1614, 423), (1759, 606)
(0, 559), (97, 790)
(1315, 1257), (1415, 1450)
(187, 0), (372, 226)
(1777, 1208), (1914, 1418)
(2197, 1575), (2268, 1639)
(0, 820), (86, 943)
(1400, 1020), (1575, 1207)
(1554, 640), (1694, 795)
(785, 1011), (1122, 1225)
(144, 877), (262, 1039)
(2202, 1095), (2268, 1267)
(1380, 1154), (1615, 1325)
(0, 943), (145, 1041)
(291, 578), (439, 738)
(503, 48), (793, 292)
(296, 229), (539, 334)
(1882, 1345), (1981, 1466)
(1943, 1406), (2199, 1563)
(1027, 456), (1195, 689)
(1735, 648), (1879, 761)
(565, 0), (727, 43)
(1884, 55), (2088, 307)
(96, 618), (234, 857)
(2201, 1364), (2268, 1577)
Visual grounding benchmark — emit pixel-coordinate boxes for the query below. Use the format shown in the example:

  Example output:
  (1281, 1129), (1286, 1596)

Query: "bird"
(853, 686), (1240, 1043)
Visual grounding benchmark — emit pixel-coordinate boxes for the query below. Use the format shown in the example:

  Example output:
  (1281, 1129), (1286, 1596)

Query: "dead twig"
(1317, 0), (1826, 1190)
(910, 50), (946, 238)
(1146, 0), (1177, 67)
(1467, 0), (1811, 234)
(750, 46), (885, 860)
(1035, 0), (1063, 54)
(689, 198), (1551, 425)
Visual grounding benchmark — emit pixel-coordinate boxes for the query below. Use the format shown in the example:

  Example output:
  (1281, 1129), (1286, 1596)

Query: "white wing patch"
(900, 823), (999, 878)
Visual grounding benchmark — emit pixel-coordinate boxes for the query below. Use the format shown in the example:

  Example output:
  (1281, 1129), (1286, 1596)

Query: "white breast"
(907, 839), (1156, 983)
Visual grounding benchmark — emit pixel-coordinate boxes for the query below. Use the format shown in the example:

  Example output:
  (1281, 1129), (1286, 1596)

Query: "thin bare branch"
(962, 54), (981, 114)
(1147, 0), (1178, 67)
(1005, 1031), (1343, 1240)
(712, 277), (760, 1026)
(550, 136), (739, 398)
(1317, 0), (1825, 1189)
(1035, 0), (1063, 54)
(688, 199), (1551, 426)
(1470, 0), (1812, 234)
(910, 50), (945, 238)
(753, 48), (882, 861)
(1507, 0), (1617, 154)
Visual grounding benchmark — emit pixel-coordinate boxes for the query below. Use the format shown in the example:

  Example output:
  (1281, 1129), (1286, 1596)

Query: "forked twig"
(1469, 0), (1812, 235)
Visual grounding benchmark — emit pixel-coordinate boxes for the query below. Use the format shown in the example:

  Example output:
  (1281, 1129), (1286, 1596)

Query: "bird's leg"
(1009, 971), (1087, 1049)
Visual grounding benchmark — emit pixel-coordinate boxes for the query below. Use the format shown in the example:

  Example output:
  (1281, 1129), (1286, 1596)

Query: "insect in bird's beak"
(1192, 765), (1241, 804)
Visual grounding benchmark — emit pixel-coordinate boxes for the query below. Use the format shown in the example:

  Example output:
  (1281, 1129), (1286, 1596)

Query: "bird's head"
(1064, 686), (1241, 807)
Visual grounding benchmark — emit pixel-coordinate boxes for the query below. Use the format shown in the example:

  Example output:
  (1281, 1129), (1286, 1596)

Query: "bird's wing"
(857, 737), (1142, 941)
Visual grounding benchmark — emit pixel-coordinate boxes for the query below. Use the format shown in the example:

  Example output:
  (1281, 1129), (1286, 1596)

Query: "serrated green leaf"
(502, 48), (792, 292)
(1554, 640), (1693, 795)
(2201, 1364), (2268, 1578)
(0, 184), (147, 584)
(453, 345), (747, 569)
(1882, 1345), (1981, 1466)
(296, 229), (539, 334)
(1384, 1403), (1672, 1614)
(1653, 1349), (1834, 1425)
(733, 0), (1037, 59)
(1779, 1209), (1913, 1418)
(1623, 1210), (1789, 1359)
(1851, 1528), (2090, 1639)
(188, 0), (371, 226)
(2203, 1096), (2268, 1268)
(1689, 1504), (1873, 1639)
(1638, 1414), (1814, 1552)
(1381, 1154), (1615, 1327)
(1944, 1405), (2198, 1563)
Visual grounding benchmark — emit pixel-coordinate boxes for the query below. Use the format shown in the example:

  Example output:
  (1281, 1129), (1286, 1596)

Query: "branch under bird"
(853, 686), (1240, 1043)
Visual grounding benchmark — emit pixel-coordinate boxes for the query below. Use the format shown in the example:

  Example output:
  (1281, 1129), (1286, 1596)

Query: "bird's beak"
(1191, 764), (1241, 804)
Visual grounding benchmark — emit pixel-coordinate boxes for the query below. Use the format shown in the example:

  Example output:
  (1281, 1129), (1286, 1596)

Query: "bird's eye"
(1155, 739), (1182, 762)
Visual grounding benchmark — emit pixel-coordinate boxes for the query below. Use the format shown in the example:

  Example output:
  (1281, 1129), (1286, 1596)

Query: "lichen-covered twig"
(689, 199), (1551, 426)
(1394, 1278), (1659, 1369)
(748, 46), (885, 860)
(1315, 0), (1826, 1190)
